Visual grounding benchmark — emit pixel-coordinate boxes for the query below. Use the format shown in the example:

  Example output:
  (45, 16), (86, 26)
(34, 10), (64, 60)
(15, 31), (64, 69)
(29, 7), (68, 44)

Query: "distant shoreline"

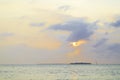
(0, 64), (120, 65)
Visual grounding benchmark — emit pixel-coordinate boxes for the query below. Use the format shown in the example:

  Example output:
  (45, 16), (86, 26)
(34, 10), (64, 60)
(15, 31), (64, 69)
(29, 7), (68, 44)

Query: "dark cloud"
(50, 19), (95, 42)
(108, 44), (120, 53)
(0, 32), (14, 37)
(58, 5), (70, 11)
(94, 43), (120, 57)
(93, 38), (108, 47)
(111, 19), (120, 27)
(30, 22), (45, 27)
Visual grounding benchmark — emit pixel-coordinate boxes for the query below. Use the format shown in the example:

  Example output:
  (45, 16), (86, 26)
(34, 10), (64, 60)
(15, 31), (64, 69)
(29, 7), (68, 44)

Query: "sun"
(71, 40), (86, 47)
(72, 42), (79, 47)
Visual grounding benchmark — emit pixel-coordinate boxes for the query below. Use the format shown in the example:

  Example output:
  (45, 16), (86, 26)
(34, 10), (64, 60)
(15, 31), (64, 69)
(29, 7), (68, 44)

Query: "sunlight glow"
(71, 40), (86, 47)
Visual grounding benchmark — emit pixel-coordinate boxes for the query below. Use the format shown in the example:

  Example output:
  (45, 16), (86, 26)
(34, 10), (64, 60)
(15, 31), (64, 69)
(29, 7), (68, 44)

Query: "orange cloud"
(26, 36), (61, 50)
(67, 48), (80, 57)
(0, 33), (61, 50)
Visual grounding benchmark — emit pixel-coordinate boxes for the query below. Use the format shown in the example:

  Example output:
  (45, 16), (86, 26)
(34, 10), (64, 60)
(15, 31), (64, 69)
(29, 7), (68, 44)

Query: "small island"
(70, 62), (91, 65)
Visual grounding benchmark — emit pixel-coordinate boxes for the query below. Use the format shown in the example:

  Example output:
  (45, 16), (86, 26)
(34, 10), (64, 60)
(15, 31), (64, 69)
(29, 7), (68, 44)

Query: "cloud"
(108, 44), (120, 53)
(30, 22), (45, 27)
(67, 48), (80, 58)
(93, 38), (108, 47)
(0, 32), (61, 50)
(58, 5), (71, 11)
(111, 18), (120, 27)
(50, 19), (95, 42)
(0, 32), (14, 37)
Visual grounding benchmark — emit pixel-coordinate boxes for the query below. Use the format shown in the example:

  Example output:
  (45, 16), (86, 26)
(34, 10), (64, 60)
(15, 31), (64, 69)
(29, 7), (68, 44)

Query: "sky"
(0, 0), (120, 64)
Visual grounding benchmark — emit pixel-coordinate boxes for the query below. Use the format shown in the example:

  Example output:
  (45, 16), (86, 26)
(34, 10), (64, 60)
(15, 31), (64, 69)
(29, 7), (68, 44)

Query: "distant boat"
(70, 62), (91, 65)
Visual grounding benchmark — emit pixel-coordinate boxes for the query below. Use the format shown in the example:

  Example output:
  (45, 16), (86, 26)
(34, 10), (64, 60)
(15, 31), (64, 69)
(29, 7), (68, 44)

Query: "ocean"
(0, 64), (120, 80)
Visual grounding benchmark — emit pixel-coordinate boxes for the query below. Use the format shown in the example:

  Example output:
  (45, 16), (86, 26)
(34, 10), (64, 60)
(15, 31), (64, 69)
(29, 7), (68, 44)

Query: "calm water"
(0, 64), (120, 80)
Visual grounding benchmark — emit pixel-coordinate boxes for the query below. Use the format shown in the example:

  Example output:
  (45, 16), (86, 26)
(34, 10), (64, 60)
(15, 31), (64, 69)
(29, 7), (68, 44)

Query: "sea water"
(0, 64), (120, 80)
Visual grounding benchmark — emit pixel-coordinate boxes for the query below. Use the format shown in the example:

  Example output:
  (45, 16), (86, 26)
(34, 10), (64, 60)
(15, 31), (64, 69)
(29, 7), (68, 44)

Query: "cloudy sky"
(0, 0), (120, 64)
